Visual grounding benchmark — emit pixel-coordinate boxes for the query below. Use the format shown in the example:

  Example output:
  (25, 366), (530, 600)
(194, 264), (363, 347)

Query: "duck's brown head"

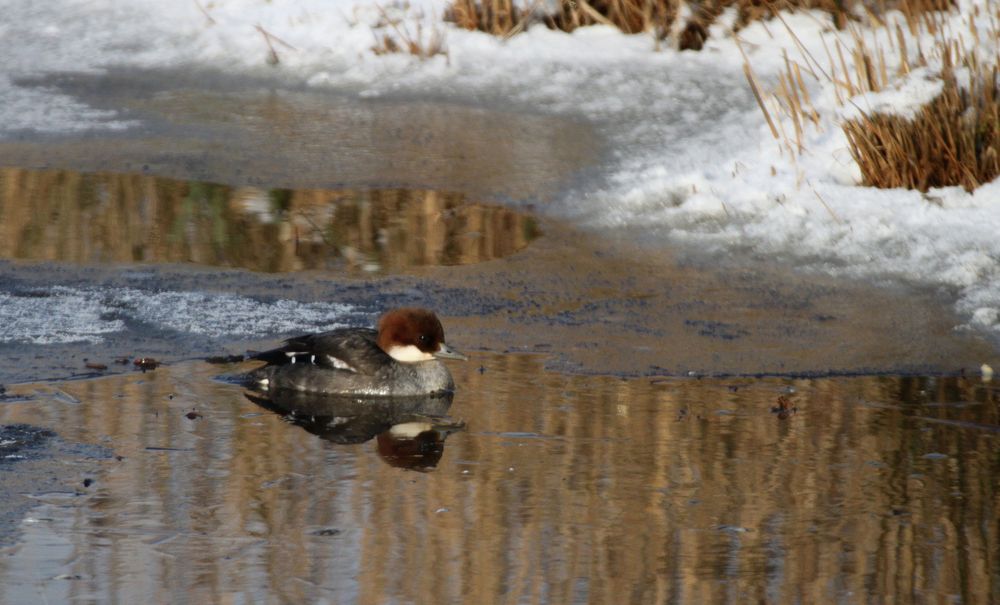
(377, 308), (467, 363)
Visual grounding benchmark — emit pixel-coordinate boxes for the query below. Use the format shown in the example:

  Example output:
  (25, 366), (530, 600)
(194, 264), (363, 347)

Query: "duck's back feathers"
(251, 327), (392, 375)
(246, 308), (462, 397)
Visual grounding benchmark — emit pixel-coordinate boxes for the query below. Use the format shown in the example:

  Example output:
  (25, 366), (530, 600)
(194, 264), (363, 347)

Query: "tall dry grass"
(445, 0), (908, 48)
(447, 0), (689, 42)
(543, 0), (679, 39)
(372, 3), (449, 58)
(844, 61), (999, 191)
(447, 0), (529, 36)
(747, 0), (999, 192)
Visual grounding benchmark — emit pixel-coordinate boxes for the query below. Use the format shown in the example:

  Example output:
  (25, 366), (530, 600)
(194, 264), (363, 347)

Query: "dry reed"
(372, 3), (449, 58)
(544, 0), (679, 39)
(446, 0), (900, 48)
(447, 0), (529, 36)
(844, 62), (999, 191)
(750, 0), (998, 192)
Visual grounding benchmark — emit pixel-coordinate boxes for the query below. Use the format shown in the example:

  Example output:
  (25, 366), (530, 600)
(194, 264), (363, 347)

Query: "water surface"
(0, 167), (537, 273)
(0, 358), (997, 603)
(2, 69), (600, 202)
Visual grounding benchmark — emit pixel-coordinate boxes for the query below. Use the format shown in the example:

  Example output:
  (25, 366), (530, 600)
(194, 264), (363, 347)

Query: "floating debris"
(206, 354), (246, 364)
(84, 360), (108, 371)
(771, 395), (797, 419)
(134, 357), (159, 371)
(51, 389), (80, 405)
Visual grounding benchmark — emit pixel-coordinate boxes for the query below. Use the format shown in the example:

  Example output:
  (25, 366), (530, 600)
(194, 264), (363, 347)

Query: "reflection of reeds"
(0, 167), (536, 272)
(1, 361), (997, 602)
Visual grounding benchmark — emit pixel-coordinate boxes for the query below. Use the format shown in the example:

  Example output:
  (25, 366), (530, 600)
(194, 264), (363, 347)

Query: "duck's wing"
(252, 328), (391, 374)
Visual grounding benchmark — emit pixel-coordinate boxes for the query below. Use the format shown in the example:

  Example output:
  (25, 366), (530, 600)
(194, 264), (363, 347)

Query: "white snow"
(840, 67), (945, 121)
(0, 0), (997, 339)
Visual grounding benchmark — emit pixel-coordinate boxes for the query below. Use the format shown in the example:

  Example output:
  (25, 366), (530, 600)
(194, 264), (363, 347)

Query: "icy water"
(0, 167), (538, 272)
(1, 360), (998, 603)
(1, 84), (999, 603)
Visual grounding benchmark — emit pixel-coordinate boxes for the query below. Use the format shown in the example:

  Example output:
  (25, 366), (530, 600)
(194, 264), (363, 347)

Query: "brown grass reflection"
(0, 167), (536, 272)
(0, 359), (997, 603)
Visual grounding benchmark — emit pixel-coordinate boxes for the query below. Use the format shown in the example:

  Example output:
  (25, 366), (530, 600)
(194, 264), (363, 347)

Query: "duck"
(248, 307), (466, 396)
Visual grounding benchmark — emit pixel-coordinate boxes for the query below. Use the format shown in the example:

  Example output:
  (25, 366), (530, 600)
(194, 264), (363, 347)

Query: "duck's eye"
(418, 334), (430, 345)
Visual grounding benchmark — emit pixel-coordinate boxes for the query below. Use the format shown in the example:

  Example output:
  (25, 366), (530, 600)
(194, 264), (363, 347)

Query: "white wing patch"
(285, 351), (307, 364)
(326, 355), (357, 372)
(282, 350), (356, 371)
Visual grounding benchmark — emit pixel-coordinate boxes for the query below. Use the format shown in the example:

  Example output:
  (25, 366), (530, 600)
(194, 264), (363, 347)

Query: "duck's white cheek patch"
(386, 345), (434, 363)
(389, 422), (433, 438)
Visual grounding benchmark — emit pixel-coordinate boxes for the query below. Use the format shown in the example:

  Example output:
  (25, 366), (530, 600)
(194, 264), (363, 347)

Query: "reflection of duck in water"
(245, 389), (465, 471)
(376, 419), (464, 472)
(248, 308), (467, 397)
